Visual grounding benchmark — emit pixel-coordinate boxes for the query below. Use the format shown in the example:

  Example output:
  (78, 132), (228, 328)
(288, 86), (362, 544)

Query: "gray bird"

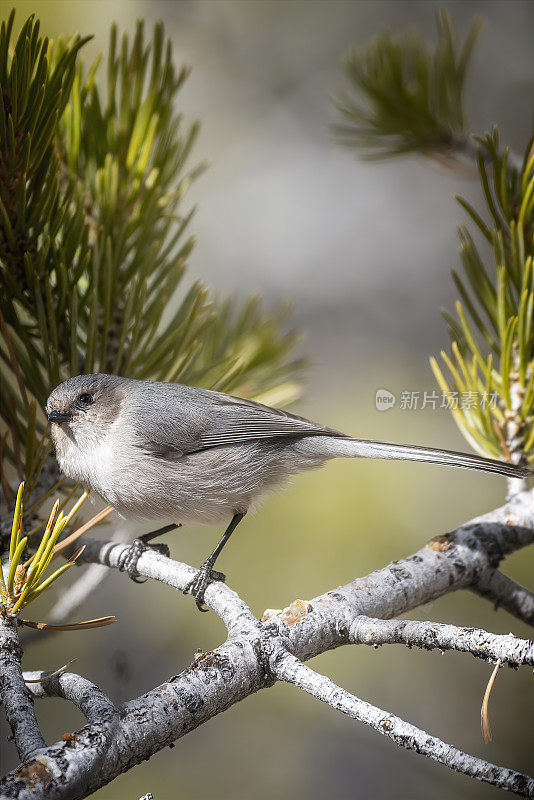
(46, 373), (532, 609)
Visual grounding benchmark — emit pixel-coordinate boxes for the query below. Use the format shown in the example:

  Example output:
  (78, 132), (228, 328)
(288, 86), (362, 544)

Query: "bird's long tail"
(297, 435), (533, 480)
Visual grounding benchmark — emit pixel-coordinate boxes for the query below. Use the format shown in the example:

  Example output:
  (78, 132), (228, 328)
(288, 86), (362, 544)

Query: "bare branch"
(6, 672), (120, 798)
(349, 616), (534, 666)
(271, 649), (534, 797)
(0, 614), (46, 761)
(473, 569), (534, 627)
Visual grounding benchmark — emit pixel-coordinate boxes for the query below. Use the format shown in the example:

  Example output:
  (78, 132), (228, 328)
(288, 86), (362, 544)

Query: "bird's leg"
(139, 524), (181, 554)
(184, 513), (245, 611)
(118, 523), (181, 583)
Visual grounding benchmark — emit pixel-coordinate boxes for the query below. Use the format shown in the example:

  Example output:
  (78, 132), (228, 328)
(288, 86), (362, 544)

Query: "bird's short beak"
(47, 410), (73, 424)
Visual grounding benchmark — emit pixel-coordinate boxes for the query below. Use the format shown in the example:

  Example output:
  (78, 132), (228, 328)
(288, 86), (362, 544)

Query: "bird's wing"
(132, 384), (343, 459)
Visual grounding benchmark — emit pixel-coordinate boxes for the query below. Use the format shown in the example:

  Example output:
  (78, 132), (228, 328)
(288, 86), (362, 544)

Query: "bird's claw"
(118, 538), (170, 583)
(183, 563), (226, 611)
(118, 538), (147, 583)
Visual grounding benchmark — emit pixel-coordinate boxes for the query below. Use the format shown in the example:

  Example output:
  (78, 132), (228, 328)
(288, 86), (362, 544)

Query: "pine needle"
(24, 658), (77, 682)
(481, 661), (501, 743)
(21, 616), (115, 632)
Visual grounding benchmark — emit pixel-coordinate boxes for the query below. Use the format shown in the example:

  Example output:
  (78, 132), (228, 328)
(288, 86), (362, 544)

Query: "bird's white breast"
(52, 417), (127, 506)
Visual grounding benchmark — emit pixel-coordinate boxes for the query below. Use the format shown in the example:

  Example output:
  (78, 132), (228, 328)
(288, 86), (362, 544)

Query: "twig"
(271, 649), (534, 797)
(24, 658), (77, 682)
(15, 671), (120, 796)
(349, 616), (534, 667)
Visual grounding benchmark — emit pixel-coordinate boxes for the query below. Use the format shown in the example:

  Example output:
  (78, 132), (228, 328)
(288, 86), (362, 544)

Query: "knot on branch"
(460, 521), (518, 569)
(258, 624), (293, 682)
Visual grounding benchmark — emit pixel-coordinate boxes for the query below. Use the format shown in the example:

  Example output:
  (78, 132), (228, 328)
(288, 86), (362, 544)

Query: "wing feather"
(193, 394), (343, 450)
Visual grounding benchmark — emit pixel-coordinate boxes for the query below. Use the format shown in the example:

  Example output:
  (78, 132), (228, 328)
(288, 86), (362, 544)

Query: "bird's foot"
(118, 538), (146, 583)
(117, 538), (171, 583)
(183, 562), (226, 611)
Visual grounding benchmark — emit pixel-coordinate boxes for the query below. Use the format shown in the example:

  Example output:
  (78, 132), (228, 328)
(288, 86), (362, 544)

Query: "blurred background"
(2, 1), (534, 798)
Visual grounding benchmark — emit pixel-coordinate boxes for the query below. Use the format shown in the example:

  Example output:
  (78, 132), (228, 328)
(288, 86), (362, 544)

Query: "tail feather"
(299, 435), (532, 480)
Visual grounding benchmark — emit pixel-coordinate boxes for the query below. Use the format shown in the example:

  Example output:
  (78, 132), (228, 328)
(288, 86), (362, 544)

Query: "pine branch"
(473, 568), (534, 626)
(349, 615), (534, 665)
(432, 131), (534, 469)
(273, 653), (533, 796)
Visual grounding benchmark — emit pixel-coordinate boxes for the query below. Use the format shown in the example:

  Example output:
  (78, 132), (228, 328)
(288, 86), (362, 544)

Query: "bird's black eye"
(78, 393), (94, 405)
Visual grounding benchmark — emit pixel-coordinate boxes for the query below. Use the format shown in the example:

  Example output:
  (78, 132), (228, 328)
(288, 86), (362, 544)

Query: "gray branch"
(1, 488), (533, 799)
(13, 671), (119, 799)
(268, 488), (534, 663)
(0, 614), (46, 762)
(349, 616), (534, 666)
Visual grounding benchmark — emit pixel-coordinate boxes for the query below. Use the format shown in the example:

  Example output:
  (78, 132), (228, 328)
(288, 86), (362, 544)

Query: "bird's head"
(46, 374), (125, 443)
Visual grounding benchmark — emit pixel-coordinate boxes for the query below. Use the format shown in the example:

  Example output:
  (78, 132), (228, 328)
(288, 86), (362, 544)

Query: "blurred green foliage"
(334, 12), (480, 160)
